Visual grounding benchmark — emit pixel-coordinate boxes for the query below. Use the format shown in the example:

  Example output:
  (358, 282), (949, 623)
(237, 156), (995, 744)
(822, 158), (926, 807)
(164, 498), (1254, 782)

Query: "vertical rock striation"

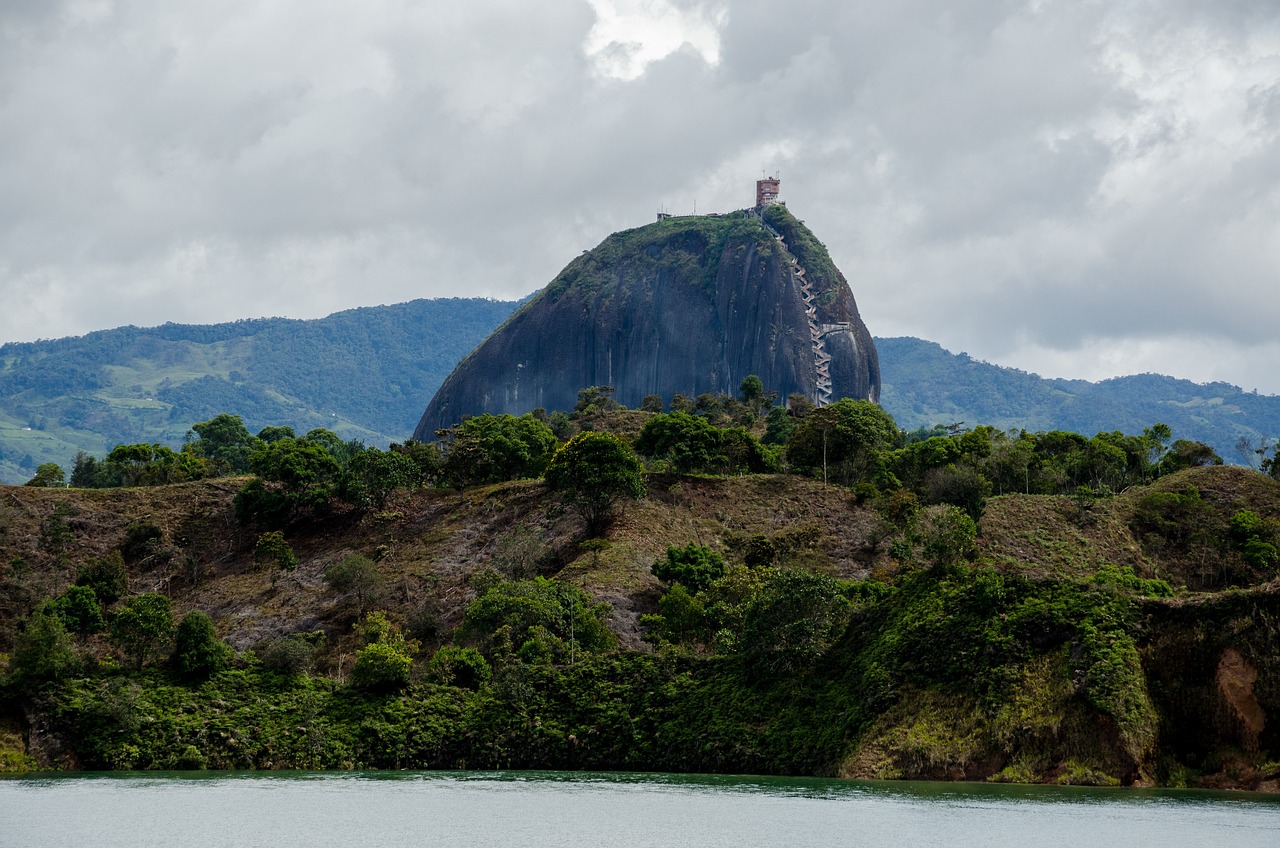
(414, 205), (879, 439)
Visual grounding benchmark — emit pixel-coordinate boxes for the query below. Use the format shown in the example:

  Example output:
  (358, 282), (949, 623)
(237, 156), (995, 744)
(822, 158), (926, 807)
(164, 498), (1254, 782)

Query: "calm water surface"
(2, 770), (1278, 848)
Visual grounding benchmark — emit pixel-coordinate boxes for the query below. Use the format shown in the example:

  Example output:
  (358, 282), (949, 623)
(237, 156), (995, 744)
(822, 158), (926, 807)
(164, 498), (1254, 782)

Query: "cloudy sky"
(3, 0), (1279, 392)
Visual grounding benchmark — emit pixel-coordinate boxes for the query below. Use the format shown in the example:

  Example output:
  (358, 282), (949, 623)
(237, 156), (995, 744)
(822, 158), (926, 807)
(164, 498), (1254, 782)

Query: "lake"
(2, 771), (1279, 847)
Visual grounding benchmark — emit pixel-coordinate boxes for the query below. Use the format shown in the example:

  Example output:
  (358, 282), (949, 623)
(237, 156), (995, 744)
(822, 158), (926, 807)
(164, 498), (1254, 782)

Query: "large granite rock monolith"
(414, 205), (879, 438)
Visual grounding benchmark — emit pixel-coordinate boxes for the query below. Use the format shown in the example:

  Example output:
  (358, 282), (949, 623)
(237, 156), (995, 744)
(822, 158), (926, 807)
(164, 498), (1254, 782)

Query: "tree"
(437, 413), (558, 488)
(110, 593), (175, 670)
(651, 543), (727, 593)
(106, 443), (207, 486)
(921, 505), (978, 569)
(740, 569), (850, 676)
(10, 609), (79, 682)
(1159, 439), (1223, 475)
(543, 432), (645, 534)
(738, 374), (775, 416)
(249, 438), (340, 502)
(786, 399), (899, 486)
(173, 611), (231, 680)
(24, 463), (65, 487)
(573, 386), (620, 415)
(256, 425), (296, 444)
(260, 636), (315, 677)
(254, 531), (297, 572)
(460, 576), (616, 660)
(340, 448), (418, 508)
(324, 555), (386, 614)
(46, 585), (105, 634)
(185, 413), (261, 474)
(634, 412), (725, 473)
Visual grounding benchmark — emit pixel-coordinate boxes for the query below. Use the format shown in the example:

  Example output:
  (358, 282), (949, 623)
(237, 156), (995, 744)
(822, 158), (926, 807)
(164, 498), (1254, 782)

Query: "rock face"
(414, 205), (880, 438)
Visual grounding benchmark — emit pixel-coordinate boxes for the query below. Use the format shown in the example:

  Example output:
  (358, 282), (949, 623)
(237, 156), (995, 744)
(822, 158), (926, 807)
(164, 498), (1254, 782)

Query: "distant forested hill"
(2, 304), (1277, 484)
(877, 336), (1280, 463)
(0, 299), (520, 484)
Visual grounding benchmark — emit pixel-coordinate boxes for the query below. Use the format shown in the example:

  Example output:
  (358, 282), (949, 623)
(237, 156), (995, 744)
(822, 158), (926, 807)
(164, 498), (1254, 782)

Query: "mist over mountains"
(1, 297), (1277, 484)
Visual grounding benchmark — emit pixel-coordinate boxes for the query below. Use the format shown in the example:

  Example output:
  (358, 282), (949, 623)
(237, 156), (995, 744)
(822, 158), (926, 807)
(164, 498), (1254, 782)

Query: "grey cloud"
(1, 0), (1278, 394)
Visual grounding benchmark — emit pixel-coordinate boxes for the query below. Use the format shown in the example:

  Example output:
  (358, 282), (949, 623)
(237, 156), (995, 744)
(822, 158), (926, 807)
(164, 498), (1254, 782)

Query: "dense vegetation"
(0, 298), (518, 484)
(4, 298), (1278, 486)
(3, 378), (1279, 789)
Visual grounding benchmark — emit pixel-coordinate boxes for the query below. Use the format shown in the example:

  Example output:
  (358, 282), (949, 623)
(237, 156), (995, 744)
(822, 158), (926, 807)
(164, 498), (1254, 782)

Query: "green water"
(2, 771), (1278, 847)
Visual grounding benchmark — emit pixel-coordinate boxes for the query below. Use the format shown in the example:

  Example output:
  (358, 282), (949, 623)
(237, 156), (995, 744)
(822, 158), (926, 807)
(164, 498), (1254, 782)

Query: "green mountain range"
(1, 299), (1276, 484)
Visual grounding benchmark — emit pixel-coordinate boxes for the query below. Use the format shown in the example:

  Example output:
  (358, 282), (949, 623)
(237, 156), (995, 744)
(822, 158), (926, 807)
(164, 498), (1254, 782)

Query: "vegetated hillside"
(2, 463), (1278, 788)
(0, 298), (519, 484)
(878, 336), (1280, 465)
(5, 306), (1280, 488)
(415, 205), (880, 438)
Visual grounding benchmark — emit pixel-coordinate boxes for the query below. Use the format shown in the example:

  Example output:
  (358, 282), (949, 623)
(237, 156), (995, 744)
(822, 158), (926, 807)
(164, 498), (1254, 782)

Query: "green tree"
(437, 413), (557, 488)
(738, 374), (775, 415)
(249, 438), (340, 503)
(324, 555), (386, 614)
(172, 611), (231, 680)
(740, 569), (850, 676)
(106, 443), (207, 486)
(24, 463), (65, 487)
(1158, 439), (1223, 475)
(651, 543), (727, 593)
(254, 531), (297, 572)
(460, 577), (616, 660)
(260, 636), (315, 677)
(10, 609), (80, 682)
(340, 447), (419, 508)
(543, 432), (645, 534)
(573, 386), (620, 415)
(786, 399), (899, 486)
(46, 585), (105, 634)
(634, 412), (726, 473)
(185, 413), (261, 474)
(921, 506), (978, 569)
(256, 425), (296, 443)
(110, 593), (175, 670)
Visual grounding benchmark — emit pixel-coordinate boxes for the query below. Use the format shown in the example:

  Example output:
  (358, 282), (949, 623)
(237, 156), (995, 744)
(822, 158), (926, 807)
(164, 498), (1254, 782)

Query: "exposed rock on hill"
(415, 206), (879, 438)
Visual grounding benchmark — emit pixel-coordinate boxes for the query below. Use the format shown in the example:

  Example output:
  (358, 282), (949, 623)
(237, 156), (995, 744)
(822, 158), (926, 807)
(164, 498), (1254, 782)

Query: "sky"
(2, 0), (1279, 392)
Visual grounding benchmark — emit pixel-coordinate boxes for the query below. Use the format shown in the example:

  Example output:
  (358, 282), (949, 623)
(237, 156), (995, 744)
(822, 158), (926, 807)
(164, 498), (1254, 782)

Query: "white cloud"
(583, 0), (727, 80)
(2, 0), (1280, 394)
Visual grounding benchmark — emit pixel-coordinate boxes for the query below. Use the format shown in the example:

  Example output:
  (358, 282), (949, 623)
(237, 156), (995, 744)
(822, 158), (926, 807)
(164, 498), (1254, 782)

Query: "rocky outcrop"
(414, 206), (879, 438)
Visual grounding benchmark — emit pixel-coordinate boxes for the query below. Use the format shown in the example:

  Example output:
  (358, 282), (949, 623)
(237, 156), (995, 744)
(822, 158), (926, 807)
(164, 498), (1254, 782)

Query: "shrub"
(260, 636), (315, 677)
(76, 551), (128, 605)
(121, 521), (163, 564)
(324, 555), (386, 612)
(425, 645), (491, 689)
(352, 642), (414, 691)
